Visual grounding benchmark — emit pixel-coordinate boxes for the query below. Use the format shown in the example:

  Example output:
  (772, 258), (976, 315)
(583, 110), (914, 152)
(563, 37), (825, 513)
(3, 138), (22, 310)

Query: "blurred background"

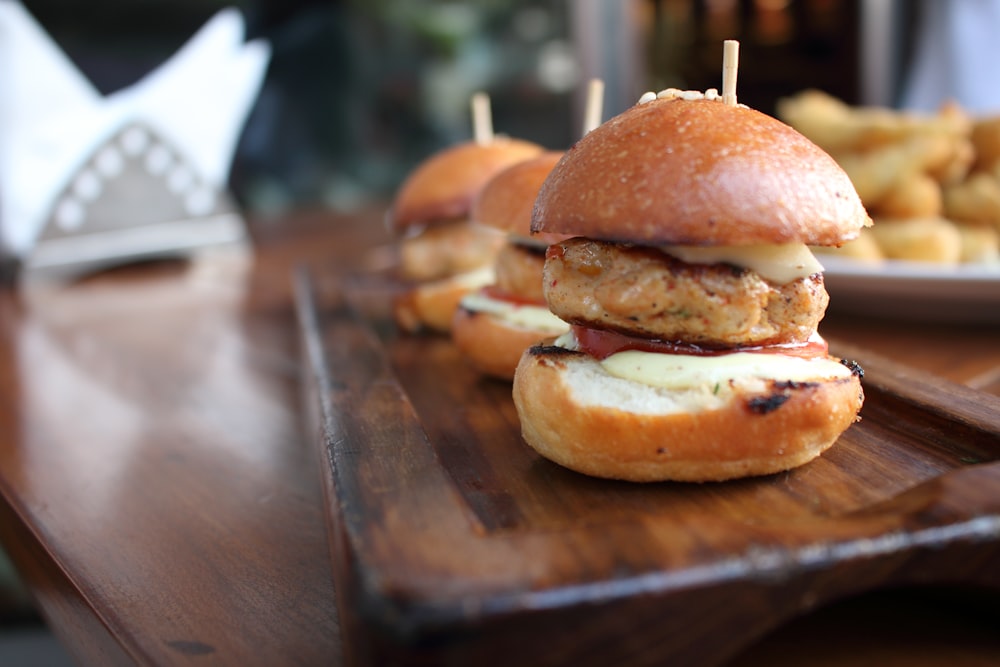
(13, 0), (920, 217)
(3, 0), (999, 662)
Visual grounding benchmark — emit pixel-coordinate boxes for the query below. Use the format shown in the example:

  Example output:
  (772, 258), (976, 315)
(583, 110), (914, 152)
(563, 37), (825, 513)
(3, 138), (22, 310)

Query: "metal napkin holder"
(15, 121), (248, 283)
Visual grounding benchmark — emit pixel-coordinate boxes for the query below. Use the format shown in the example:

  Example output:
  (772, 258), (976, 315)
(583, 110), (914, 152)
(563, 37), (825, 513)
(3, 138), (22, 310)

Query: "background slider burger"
(512, 86), (871, 483)
(388, 117), (542, 333)
(451, 151), (571, 380)
(453, 80), (607, 378)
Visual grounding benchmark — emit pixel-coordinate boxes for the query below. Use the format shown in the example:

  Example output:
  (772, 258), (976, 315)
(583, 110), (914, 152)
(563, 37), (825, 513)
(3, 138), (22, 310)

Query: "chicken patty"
(399, 219), (504, 282)
(493, 242), (548, 303)
(543, 238), (828, 347)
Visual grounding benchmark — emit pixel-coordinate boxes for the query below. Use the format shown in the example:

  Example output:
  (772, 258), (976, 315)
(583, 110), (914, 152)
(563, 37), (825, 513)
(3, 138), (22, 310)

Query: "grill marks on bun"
(512, 344), (864, 483)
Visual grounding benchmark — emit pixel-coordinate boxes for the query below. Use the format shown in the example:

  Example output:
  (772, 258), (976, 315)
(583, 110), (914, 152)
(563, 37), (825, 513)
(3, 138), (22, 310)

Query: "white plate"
(820, 255), (1000, 324)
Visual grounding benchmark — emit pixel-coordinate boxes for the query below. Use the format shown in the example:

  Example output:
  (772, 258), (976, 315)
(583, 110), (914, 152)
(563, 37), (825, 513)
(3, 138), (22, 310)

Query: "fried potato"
(811, 228), (884, 263)
(874, 172), (942, 218)
(777, 90), (901, 153)
(867, 217), (962, 264)
(779, 90), (1000, 264)
(942, 171), (1000, 225)
(971, 116), (1000, 173)
(956, 222), (1000, 263)
(834, 134), (957, 207)
(778, 90), (971, 154)
(928, 136), (975, 185)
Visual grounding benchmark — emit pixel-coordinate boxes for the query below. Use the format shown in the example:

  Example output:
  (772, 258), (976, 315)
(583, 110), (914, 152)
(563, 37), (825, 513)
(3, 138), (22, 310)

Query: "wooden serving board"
(295, 266), (1000, 667)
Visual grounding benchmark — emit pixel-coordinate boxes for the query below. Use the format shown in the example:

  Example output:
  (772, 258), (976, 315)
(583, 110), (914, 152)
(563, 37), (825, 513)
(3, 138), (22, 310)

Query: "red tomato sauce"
(479, 285), (547, 307)
(571, 325), (829, 360)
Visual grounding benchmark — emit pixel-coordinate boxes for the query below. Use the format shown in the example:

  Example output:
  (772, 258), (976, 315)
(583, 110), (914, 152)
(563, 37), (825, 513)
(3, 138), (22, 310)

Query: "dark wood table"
(1, 207), (998, 666)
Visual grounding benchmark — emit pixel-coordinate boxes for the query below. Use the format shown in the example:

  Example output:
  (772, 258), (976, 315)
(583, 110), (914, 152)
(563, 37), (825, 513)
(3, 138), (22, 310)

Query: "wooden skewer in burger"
(512, 42), (870, 482)
(390, 93), (543, 333)
(452, 79), (607, 380)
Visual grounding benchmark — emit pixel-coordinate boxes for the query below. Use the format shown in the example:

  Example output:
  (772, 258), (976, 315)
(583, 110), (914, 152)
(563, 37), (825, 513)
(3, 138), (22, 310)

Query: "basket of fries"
(777, 89), (1000, 265)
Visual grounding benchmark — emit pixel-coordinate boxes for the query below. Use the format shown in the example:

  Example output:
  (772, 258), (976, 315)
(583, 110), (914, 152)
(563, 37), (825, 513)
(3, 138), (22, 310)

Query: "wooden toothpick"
(722, 40), (739, 106)
(582, 78), (605, 136)
(471, 92), (493, 145)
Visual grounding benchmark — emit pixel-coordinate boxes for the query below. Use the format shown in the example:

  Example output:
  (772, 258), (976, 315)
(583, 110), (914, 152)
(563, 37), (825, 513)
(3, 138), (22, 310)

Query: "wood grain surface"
(299, 264), (1000, 667)
(1, 207), (998, 666)
(0, 209), (390, 665)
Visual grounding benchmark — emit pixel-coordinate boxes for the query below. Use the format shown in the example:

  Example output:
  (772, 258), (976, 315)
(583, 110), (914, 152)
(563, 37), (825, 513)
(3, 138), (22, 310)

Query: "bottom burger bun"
(393, 268), (493, 333)
(452, 308), (552, 380)
(512, 345), (864, 483)
(451, 292), (568, 379)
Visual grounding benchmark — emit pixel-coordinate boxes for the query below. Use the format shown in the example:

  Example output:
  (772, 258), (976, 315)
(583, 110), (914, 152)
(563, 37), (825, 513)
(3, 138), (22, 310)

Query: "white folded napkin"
(0, 1), (270, 273)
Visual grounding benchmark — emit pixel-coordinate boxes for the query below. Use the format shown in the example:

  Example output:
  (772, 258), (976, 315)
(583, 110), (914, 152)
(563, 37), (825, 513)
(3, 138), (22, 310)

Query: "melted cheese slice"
(661, 243), (824, 284)
(461, 290), (569, 333)
(452, 266), (495, 289)
(600, 348), (851, 391)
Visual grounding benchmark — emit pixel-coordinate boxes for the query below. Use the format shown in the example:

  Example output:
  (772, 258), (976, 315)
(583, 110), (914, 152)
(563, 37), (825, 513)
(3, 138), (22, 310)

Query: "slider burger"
(512, 89), (870, 482)
(390, 137), (543, 333)
(452, 152), (571, 380)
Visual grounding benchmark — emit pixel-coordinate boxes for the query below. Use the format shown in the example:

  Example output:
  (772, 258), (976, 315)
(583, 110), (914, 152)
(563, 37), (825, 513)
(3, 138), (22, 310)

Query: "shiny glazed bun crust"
(532, 98), (871, 246)
(512, 345), (864, 482)
(391, 138), (543, 231)
(471, 151), (566, 239)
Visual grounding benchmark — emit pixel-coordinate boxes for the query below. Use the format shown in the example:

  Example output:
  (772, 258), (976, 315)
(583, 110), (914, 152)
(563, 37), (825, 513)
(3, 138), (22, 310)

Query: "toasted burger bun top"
(391, 138), (543, 232)
(532, 98), (871, 246)
(472, 151), (566, 241)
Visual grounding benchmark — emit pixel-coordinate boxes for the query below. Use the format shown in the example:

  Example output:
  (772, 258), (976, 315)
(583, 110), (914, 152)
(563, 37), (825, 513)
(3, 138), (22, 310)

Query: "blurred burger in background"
(388, 134), (542, 333)
(451, 151), (570, 379)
